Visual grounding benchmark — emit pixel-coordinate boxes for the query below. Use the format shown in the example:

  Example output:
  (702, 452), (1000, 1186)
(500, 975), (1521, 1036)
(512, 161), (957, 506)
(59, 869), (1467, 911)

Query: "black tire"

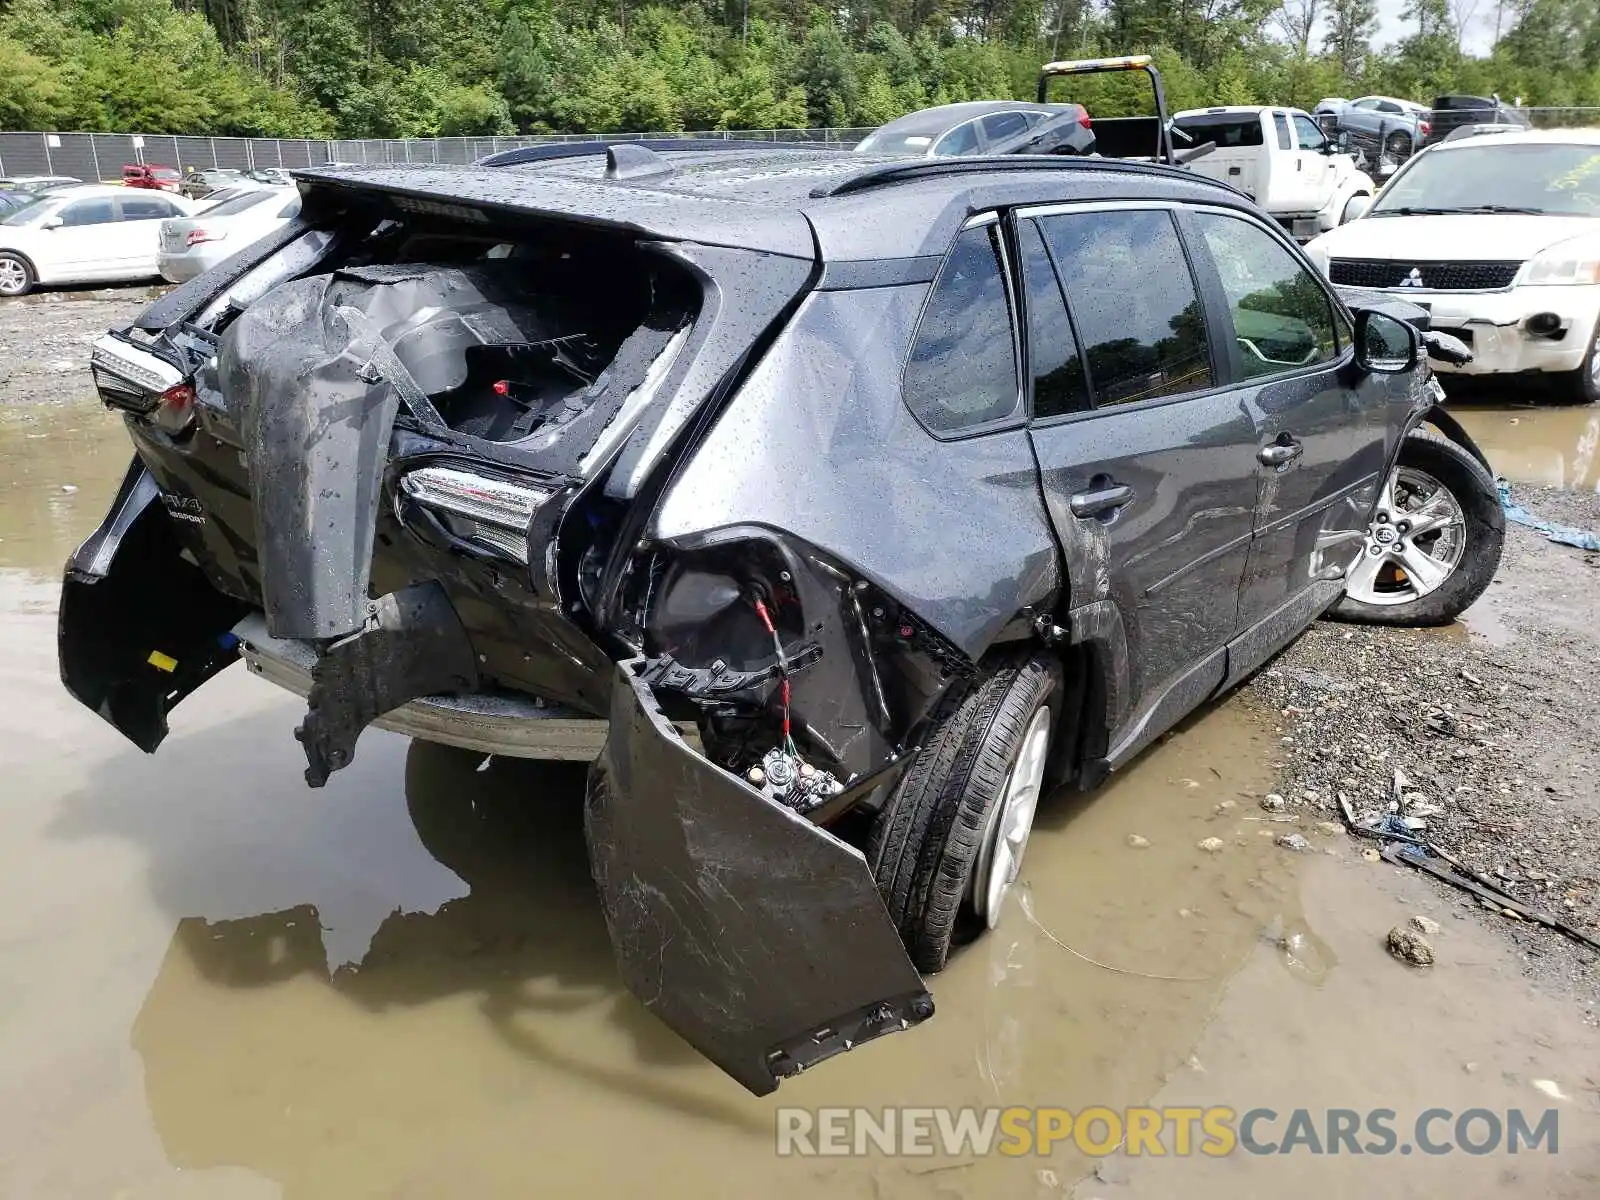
(1384, 131), (1411, 158)
(1552, 318), (1600, 406)
(1329, 433), (1504, 627)
(868, 654), (1060, 973)
(0, 251), (36, 297)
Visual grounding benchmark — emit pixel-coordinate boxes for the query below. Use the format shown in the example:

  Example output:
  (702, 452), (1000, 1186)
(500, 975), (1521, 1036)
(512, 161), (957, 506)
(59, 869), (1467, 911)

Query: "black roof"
(293, 145), (1251, 264)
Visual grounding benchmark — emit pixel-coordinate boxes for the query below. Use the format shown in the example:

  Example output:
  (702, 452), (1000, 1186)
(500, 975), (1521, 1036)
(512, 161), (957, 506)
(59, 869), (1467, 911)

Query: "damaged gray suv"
(61, 141), (1501, 1095)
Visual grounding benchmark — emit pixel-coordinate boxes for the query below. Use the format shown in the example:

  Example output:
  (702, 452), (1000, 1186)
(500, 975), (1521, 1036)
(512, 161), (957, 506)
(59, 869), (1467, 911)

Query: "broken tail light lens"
(397, 466), (549, 566)
(153, 383), (196, 435)
(186, 228), (224, 247)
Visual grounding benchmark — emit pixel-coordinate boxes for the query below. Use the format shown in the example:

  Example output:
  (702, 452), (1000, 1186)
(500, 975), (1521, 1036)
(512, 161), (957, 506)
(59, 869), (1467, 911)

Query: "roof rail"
(478, 138), (833, 169)
(810, 153), (1223, 199)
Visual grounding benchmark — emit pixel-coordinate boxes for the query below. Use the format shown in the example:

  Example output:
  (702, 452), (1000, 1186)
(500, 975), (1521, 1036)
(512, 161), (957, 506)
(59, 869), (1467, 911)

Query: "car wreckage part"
(1329, 433), (1504, 627)
(868, 655), (1061, 972)
(586, 659), (933, 1096)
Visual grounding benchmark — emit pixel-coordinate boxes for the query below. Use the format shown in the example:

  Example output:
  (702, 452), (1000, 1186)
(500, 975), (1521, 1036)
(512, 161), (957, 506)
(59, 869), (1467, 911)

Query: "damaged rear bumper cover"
(588, 659), (932, 1095)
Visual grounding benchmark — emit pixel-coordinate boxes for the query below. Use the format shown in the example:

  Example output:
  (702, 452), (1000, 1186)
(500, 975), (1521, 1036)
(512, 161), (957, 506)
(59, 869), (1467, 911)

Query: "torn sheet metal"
(586, 660), (932, 1095)
(296, 581), (479, 786)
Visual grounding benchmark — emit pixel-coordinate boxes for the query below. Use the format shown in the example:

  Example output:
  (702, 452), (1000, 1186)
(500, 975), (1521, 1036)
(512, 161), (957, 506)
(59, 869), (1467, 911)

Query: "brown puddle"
(1447, 404), (1600, 492)
(118, 709), (1292, 1198)
(0, 402), (129, 573)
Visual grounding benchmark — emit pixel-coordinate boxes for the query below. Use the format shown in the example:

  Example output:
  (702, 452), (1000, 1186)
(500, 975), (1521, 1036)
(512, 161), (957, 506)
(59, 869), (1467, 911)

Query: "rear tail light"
(1078, 108), (1092, 128)
(89, 333), (184, 415)
(397, 466), (550, 566)
(186, 228), (225, 246)
(1420, 120), (1431, 135)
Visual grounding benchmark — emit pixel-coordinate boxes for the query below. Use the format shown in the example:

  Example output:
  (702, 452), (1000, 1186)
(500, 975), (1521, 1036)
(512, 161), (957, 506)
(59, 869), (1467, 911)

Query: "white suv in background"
(1303, 129), (1600, 404)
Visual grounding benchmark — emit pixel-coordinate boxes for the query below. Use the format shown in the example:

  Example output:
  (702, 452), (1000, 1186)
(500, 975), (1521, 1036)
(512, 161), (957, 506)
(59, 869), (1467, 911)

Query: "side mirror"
(1343, 194), (1374, 221)
(1353, 310), (1418, 374)
(41, 216), (63, 230)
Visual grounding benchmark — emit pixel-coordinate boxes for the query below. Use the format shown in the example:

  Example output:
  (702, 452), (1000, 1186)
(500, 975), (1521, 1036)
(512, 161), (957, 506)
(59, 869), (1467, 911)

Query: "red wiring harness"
(753, 596), (796, 753)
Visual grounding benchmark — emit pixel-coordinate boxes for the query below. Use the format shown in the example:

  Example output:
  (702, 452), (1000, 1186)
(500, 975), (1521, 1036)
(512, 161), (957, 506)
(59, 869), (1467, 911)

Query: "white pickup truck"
(1171, 106), (1375, 241)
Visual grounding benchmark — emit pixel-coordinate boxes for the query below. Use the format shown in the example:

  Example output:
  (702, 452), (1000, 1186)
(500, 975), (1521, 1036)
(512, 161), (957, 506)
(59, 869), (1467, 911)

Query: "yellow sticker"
(147, 651), (178, 673)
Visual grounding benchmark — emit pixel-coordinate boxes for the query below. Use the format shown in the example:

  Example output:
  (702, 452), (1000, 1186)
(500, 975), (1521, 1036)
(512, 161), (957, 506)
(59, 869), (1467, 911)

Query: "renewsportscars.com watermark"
(775, 1106), (1560, 1158)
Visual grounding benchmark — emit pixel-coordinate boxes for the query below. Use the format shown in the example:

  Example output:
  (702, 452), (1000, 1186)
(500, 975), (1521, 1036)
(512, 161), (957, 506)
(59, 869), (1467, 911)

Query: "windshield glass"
(1372, 142), (1600, 216)
(0, 196), (54, 226)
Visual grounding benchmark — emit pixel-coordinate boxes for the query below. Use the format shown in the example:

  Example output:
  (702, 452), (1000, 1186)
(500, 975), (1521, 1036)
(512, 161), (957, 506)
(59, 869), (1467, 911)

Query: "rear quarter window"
(903, 223), (1020, 434)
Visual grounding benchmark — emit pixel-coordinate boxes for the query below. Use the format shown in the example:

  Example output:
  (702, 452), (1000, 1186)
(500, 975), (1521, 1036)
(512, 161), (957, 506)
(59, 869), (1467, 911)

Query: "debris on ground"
(1498, 479), (1600, 552)
(1126, 834), (1151, 849)
(1197, 837), (1225, 853)
(1245, 487), (1600, 1001)
(1387, 925), (1436, 966)
(1410, 915), (1441, 936)
(1276, 833), (1313, 853)
(1260, 793), (1286, 812)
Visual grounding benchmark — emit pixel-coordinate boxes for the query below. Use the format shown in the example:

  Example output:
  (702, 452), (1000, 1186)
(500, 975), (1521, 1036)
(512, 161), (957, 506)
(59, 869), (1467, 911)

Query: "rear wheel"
(868, 654), (1060, 972)
(1384, 131), (1411, 159)
(0, 253), (35, 297)
(1329, 433), (1503, 626)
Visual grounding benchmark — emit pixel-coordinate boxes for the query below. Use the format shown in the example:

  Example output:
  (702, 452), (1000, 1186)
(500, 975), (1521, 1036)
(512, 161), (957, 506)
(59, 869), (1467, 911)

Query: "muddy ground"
(1, 295), (1599, 1198)
(0, 286), (159, 407)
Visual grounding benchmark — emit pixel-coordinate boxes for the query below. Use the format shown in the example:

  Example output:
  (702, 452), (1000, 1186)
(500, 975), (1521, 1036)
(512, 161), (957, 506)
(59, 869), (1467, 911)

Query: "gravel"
(1245, 484), (1600, 1001)
(0, 287), (161, 406)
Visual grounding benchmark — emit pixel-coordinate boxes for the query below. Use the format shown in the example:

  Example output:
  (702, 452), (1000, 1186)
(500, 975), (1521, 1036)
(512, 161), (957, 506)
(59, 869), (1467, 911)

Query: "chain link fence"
(0, 128), (875, 182)
(3, 108), (1595, 183)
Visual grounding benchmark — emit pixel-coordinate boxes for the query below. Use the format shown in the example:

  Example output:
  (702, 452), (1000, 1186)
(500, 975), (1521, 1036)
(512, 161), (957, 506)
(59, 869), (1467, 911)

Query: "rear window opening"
(220, 223), (700, 450)
(1172, 115), (1265, 148)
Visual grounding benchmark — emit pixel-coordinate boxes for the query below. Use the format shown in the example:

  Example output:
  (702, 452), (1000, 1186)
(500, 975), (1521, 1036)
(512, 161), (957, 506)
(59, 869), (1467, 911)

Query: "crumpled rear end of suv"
(60, 163), (950, 1093)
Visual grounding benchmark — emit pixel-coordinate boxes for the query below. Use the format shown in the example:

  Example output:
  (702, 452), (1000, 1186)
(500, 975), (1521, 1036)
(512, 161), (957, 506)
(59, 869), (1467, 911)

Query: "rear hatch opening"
(216, 225), (701, 453)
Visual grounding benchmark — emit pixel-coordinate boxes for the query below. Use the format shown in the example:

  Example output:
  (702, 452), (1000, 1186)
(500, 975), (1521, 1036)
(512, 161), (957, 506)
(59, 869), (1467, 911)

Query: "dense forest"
(0, 0), (1596, 138)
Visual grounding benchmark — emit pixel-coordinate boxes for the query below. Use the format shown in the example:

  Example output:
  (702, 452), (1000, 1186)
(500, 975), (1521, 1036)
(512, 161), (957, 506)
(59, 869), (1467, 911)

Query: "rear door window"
(903, 222), (1020, 433)
(120, 197), (180, 220)
(1273, 113), (1293, 149)
(982, 111), (1031, 143)
(1035, 208), (1214, 406)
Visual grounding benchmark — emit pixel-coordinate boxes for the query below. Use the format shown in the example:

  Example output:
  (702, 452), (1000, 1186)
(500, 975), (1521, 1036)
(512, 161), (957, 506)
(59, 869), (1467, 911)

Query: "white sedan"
(158, 186), (301, 283)
(0, 185), (196, 297)
(1303, 129), (1600, 404)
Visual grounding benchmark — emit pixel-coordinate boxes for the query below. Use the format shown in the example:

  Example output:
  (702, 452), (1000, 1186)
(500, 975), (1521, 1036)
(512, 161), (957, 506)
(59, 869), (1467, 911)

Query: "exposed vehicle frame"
(61, 141), (1495, 1095)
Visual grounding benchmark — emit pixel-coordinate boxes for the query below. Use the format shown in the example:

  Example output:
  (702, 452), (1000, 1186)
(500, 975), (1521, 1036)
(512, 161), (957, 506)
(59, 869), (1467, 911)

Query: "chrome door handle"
(1258, 439), (1304, 467)
(1069, 483), (1134, 519)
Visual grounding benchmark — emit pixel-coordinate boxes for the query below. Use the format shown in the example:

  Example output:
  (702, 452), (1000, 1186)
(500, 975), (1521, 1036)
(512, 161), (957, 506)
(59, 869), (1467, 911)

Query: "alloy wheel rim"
(1343, 466), (1467, 606)
(0, 259), (25, 295)
(972, 705), (1051, 929)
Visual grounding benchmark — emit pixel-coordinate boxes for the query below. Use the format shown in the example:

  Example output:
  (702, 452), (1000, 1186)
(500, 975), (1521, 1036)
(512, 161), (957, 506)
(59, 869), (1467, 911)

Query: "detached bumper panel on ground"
(586, 660), (933, 1096)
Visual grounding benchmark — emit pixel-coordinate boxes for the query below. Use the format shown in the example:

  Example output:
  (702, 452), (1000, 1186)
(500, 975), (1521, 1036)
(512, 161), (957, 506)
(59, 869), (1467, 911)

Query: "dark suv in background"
(63, 142), (1499, 1095)
(1423, 94), (1530, 146)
